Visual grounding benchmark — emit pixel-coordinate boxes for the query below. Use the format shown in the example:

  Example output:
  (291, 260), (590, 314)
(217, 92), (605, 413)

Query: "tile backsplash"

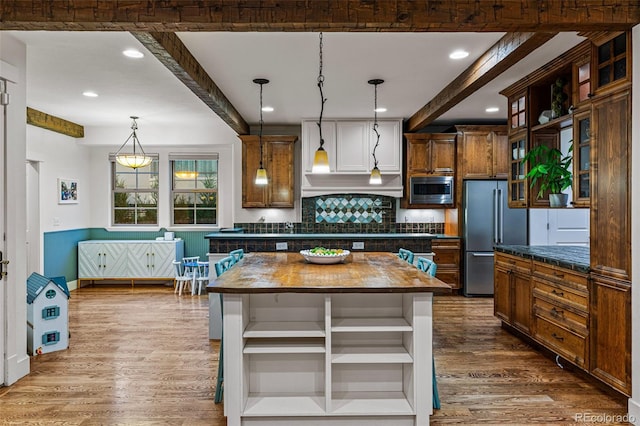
(235, 194), (444, 234)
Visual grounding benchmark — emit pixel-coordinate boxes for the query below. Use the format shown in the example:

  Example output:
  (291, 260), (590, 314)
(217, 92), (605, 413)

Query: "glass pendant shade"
(255, 167), (268, 185)
(369, 166), (382, 184)
(254, 78), (269, 185)
(116, 153), (152, 169)
(312, 147), (330, 173)
(115, 116), (153, 169)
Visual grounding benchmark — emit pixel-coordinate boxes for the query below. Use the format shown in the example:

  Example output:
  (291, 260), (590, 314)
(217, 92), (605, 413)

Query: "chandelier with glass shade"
(115, 116), (153, 169)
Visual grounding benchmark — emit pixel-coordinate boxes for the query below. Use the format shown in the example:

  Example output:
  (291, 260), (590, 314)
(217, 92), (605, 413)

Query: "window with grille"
(111, 155), (159, 225)
(170, 155), (218, 226)
(42, 306), (60, 320)
(42, 331), (60, 345)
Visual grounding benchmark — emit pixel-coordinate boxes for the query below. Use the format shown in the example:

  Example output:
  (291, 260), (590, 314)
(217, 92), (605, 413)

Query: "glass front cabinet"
(508, 131), (528, 208)
(572, 110), (591, 207)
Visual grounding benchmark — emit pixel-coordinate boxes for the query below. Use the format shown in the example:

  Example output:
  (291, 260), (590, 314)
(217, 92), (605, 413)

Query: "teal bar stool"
(397, 248), (415, 264)
(229, 248), (244, 266)
(213, 255), (234, 404)
(416, 256), (441, 409)
(416, 257), (438, 277)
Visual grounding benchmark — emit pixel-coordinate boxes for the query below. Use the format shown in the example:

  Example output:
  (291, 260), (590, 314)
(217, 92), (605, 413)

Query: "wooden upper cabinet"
(591, 32), (630, 96)
(456, 125), (508, 179)
(405, 133), (455, 175)
(590, 90), (631, 281)
(508, 90), (528, 135)
(572, 109), (591, 208)
(240, 135), (297, 208)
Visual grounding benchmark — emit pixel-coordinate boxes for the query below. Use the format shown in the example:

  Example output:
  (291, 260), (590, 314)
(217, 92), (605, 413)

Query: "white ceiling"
(8, 30), (585, 131)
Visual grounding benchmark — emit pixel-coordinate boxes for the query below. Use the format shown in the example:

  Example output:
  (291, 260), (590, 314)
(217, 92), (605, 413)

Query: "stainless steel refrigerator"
(463, 180), (527, 296)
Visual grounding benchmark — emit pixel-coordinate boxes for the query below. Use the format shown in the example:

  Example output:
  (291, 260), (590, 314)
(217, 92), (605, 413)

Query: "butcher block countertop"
(206, 252), (452, 294)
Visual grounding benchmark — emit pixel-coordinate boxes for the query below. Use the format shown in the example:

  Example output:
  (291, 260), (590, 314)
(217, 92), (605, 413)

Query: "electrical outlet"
(276, 242), (288, 251)
(352, 242), (365, 250)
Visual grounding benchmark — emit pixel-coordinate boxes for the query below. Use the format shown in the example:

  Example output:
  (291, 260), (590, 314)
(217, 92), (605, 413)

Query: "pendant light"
(312, 32), (330, 173)
(115, 116), (153, 169)
(368, 79), (384, 184)
(254, 78), (269, 185)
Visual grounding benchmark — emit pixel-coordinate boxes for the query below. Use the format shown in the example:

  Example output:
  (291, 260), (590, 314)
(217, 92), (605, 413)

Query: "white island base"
(222, 292), (435, 426)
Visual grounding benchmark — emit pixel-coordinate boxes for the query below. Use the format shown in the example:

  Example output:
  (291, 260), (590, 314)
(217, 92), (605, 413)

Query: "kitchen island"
(207, 252), (451, 426)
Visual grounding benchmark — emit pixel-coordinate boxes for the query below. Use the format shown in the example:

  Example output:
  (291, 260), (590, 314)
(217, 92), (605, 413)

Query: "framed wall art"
(58, 178), (78, 204)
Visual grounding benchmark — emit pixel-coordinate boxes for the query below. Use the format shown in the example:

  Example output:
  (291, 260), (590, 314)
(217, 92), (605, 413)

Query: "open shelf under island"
(207, 252), (451, 426)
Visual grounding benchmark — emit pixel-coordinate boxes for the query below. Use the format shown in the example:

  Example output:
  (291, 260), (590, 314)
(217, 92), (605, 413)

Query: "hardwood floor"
(0, 286), (630, 425)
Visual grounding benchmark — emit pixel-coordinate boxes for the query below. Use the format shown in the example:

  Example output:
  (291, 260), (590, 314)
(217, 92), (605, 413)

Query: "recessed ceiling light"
(485, 106), (500, 113)
(449, 50), (469, 60)
(82, 91), (98, 97)
(374, 107), (387, 113)
(261, 106), (274, 112)
(123, 49), (144, 59)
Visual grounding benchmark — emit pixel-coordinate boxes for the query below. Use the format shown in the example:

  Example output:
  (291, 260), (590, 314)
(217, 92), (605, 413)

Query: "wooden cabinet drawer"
(532, 261), (588, 291)
(534, 315), (587, 369)
(432, 249), (459, 268)
(435, 270), (460, 289)
(533, 297), (588, 333)
(495, 252), (531, 274)
(533, 278), (588, 312)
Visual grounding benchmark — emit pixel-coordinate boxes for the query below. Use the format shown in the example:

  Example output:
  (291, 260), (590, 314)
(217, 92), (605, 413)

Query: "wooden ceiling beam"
(26, 107), (84, 138)
(132, 32), (249, 135)
(406, 32), (558, 132)
(0, 1), (638, 32)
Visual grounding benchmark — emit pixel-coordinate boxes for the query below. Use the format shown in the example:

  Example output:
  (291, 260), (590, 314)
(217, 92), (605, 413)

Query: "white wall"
(26, 126), (92, 233)
(84, 122), (238, 229)
(629, 23), (639, 426)
(0, 32), (30, 385)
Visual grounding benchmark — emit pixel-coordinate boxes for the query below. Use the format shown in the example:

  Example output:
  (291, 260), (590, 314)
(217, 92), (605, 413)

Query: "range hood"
(301, 173), (403, 198)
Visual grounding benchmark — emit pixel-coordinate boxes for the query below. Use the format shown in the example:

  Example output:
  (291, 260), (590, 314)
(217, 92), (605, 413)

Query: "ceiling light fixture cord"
(317, 32), (326, 149)
(259, 81), (265, 169)
(371, 81), (380, 169)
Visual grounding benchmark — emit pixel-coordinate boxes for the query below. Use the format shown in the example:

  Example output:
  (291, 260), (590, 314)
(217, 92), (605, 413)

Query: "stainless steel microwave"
(409, 176), (454, 205)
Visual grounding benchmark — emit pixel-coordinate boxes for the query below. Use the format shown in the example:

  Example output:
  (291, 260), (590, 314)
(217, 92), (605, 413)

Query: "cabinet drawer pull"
(551, 333), (564, 342)
(551, 307), (564, 317)
(553, 272), (565, 278)
(551, 289), (564, 297)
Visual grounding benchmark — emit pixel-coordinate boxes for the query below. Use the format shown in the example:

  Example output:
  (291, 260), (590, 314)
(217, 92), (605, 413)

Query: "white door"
(336, 121), (369, 172)
(26, 161), (40, 275)
(548, 209), (590, 246)
(0, 78), (7, 384)
(150, 242), (175, 278)
(100, 243), (129, 278)
(369, 120), (401, 172)
(127, 242), (152, 277)
(78, 242), (104, 278)
(529, 209), (590, 246)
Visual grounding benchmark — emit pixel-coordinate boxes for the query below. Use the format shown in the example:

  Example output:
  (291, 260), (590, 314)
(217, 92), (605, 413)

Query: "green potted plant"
(522, 143), (573, 207)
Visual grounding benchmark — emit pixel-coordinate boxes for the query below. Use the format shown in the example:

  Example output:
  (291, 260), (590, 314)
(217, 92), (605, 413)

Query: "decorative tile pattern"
(233, 193), (444, 235)
(316, 197), (382, 223)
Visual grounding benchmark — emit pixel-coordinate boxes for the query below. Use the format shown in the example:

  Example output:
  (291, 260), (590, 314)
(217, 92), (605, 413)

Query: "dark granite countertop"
(205, 232), (451, 239)
(495, 245), (590, 273)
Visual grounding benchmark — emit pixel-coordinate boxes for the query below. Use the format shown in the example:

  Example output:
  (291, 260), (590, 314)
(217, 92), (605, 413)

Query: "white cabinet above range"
(301, 118), (403, 197)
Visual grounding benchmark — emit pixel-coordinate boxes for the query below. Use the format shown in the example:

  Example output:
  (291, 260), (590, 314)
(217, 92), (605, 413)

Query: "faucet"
(285, 222), (294, 233)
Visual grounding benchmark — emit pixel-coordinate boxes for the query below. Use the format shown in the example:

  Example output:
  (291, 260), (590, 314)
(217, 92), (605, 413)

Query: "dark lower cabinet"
(590, 274), (631, 396)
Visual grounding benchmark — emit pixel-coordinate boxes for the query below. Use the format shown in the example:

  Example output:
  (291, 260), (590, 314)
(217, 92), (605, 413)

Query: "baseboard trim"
(629, 397), (640, 425)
